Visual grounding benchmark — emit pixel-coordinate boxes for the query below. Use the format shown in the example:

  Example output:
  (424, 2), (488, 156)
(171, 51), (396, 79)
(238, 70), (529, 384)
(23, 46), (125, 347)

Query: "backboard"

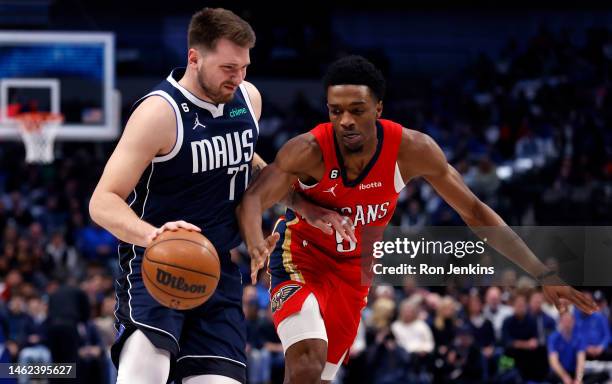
(0, 31), (118, 141)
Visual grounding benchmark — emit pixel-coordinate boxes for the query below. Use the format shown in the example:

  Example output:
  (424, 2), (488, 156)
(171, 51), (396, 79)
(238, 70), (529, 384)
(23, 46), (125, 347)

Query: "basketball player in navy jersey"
(89, 8), (350, 384)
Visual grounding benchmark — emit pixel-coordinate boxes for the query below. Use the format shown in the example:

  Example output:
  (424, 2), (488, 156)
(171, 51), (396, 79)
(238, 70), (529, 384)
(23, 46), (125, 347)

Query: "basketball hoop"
(14, 112), (63, 164)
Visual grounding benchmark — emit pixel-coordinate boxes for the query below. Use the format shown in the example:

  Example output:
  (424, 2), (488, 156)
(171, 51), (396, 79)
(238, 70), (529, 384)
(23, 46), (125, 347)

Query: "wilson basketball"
(142, 229), (220, 310)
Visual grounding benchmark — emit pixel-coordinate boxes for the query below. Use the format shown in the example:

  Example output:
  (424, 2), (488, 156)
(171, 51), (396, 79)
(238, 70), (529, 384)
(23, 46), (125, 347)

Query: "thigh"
(276, 292), (328, 352)
(116, 330), (171, 384)
(175, 261), (247, 384)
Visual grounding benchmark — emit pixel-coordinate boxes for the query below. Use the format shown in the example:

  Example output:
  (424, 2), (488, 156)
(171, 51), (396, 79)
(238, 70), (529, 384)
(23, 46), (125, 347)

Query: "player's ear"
(187, 47), (201, 68)
(376, 100), (383, 118)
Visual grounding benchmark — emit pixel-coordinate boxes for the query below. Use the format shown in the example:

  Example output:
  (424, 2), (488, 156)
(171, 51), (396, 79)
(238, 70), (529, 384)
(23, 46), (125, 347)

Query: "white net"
(16, 113), (62, 164)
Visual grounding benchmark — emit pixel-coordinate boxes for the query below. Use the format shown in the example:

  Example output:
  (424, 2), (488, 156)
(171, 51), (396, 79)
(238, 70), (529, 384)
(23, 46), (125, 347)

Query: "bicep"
(246, 163), (297, 210)
(93, 96), (175, 200)
(245, 134), (318, 208)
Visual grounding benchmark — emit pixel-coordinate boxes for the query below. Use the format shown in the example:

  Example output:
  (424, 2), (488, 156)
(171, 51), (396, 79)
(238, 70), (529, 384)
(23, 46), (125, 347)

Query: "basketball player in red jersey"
(237, 56), (598, 384)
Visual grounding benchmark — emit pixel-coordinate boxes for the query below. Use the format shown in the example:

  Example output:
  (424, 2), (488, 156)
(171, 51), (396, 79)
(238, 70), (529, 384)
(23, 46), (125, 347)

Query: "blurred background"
(0, 1), (611, 383)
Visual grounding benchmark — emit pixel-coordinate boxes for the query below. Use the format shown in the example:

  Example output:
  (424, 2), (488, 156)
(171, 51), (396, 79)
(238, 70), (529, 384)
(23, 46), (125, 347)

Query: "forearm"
(465, 201), (550, 279)
(549, 356), (570, 380)
(576, 352), (585, 381)
(236, 194), (266, 250)
(89, 191), (156, 247)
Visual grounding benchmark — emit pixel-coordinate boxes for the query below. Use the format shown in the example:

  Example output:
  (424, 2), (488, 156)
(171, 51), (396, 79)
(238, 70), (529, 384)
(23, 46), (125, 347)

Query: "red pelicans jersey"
(268, 119), (405, 363)
(269, 119), (404, 289)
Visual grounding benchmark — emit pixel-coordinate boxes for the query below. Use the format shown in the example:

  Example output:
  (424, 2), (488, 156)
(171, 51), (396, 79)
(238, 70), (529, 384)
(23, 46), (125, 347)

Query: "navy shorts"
(112, 245), (246, 383)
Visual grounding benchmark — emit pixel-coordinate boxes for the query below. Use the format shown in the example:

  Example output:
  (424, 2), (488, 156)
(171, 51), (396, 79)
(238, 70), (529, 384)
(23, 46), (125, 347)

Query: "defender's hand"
(249, 232), (280, 284)
(300, 205), (357, 244)
(146, 220), (201, 245)
(542, 285), (598, 314)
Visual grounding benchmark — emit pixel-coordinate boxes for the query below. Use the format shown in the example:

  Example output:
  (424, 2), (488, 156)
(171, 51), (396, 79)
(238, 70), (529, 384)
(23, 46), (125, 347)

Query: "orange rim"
(14, 112), (64, 132)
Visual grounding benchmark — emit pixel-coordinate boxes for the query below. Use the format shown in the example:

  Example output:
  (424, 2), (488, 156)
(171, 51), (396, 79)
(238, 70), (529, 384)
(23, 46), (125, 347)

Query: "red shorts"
(270, 274), (367, 364)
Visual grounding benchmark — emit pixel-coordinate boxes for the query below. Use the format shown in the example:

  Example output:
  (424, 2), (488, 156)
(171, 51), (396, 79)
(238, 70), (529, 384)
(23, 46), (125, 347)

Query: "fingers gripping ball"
(143, 229), (220, 310)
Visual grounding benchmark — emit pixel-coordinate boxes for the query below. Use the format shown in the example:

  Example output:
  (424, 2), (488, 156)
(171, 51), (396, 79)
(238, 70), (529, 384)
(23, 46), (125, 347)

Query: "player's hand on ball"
(300, 205), (357, 244)
(542, 285), (598, 314)
(147, 220), (201, 245)
(249, 232), (280, 284)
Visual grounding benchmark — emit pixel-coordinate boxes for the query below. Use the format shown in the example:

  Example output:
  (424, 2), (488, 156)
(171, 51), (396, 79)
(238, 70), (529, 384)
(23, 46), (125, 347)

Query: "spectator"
(574, 291), (612, 361)
(17, 296), (51, 384)
(446, 326), (483, 383)
(243, 285), (270, 384)
(365, 326), (412, 384)
(529, 290), (556, 347)
(46, 278), (90, 365)
(74, 220), (117, 265)
(548, 312), (609, 384)
(483, 286), (513, 342)
(367, 297), (396, 333)
(502, 293), (546, 381)
(392, 299), (434, 355)
(429, 296), (457, 354)
(93, 293), (117, 384)
(5, 295), (33, 356)
(76, 321), (106, 384)
(42, 231), (80, 282)
(465, 292), (497, 379)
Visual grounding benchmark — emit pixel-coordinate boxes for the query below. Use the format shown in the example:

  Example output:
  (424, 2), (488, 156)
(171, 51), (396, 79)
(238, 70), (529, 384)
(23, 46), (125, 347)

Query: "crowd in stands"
(0, 24), (611, 383)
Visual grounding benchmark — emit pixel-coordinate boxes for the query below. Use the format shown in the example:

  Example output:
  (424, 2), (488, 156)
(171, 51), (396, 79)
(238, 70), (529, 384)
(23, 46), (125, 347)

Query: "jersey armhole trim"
(141, 90), (184, 163)
(297, 178), (319, 190)
(394, 162), (405, 193)
(239, 83), (260, 134)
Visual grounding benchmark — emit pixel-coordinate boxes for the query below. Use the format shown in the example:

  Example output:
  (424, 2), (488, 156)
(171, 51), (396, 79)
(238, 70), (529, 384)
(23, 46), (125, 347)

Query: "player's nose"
(339, 111), (355, 129)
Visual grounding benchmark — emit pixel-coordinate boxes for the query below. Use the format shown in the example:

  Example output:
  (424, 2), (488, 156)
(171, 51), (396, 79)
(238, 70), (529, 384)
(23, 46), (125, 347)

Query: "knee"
(289, 351), (325, 383)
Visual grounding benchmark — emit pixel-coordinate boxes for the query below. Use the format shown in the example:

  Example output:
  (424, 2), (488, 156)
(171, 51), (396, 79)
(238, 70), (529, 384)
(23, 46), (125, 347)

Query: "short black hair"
(323, 55), (386, 101)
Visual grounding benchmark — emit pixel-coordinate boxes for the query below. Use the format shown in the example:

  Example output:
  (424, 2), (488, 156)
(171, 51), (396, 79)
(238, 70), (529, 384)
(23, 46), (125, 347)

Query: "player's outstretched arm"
(237, 134), (321, 283)
(89, 96), (200, 247)
(398, 128), (597, 314)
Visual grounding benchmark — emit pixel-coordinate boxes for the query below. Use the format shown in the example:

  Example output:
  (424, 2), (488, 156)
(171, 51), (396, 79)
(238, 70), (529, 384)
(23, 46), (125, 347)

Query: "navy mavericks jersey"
(124, 68), (259, 254)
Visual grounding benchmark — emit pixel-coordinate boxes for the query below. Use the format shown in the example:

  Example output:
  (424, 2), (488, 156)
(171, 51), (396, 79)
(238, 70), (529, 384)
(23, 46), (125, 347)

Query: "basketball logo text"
(156, 269), (207, 294)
